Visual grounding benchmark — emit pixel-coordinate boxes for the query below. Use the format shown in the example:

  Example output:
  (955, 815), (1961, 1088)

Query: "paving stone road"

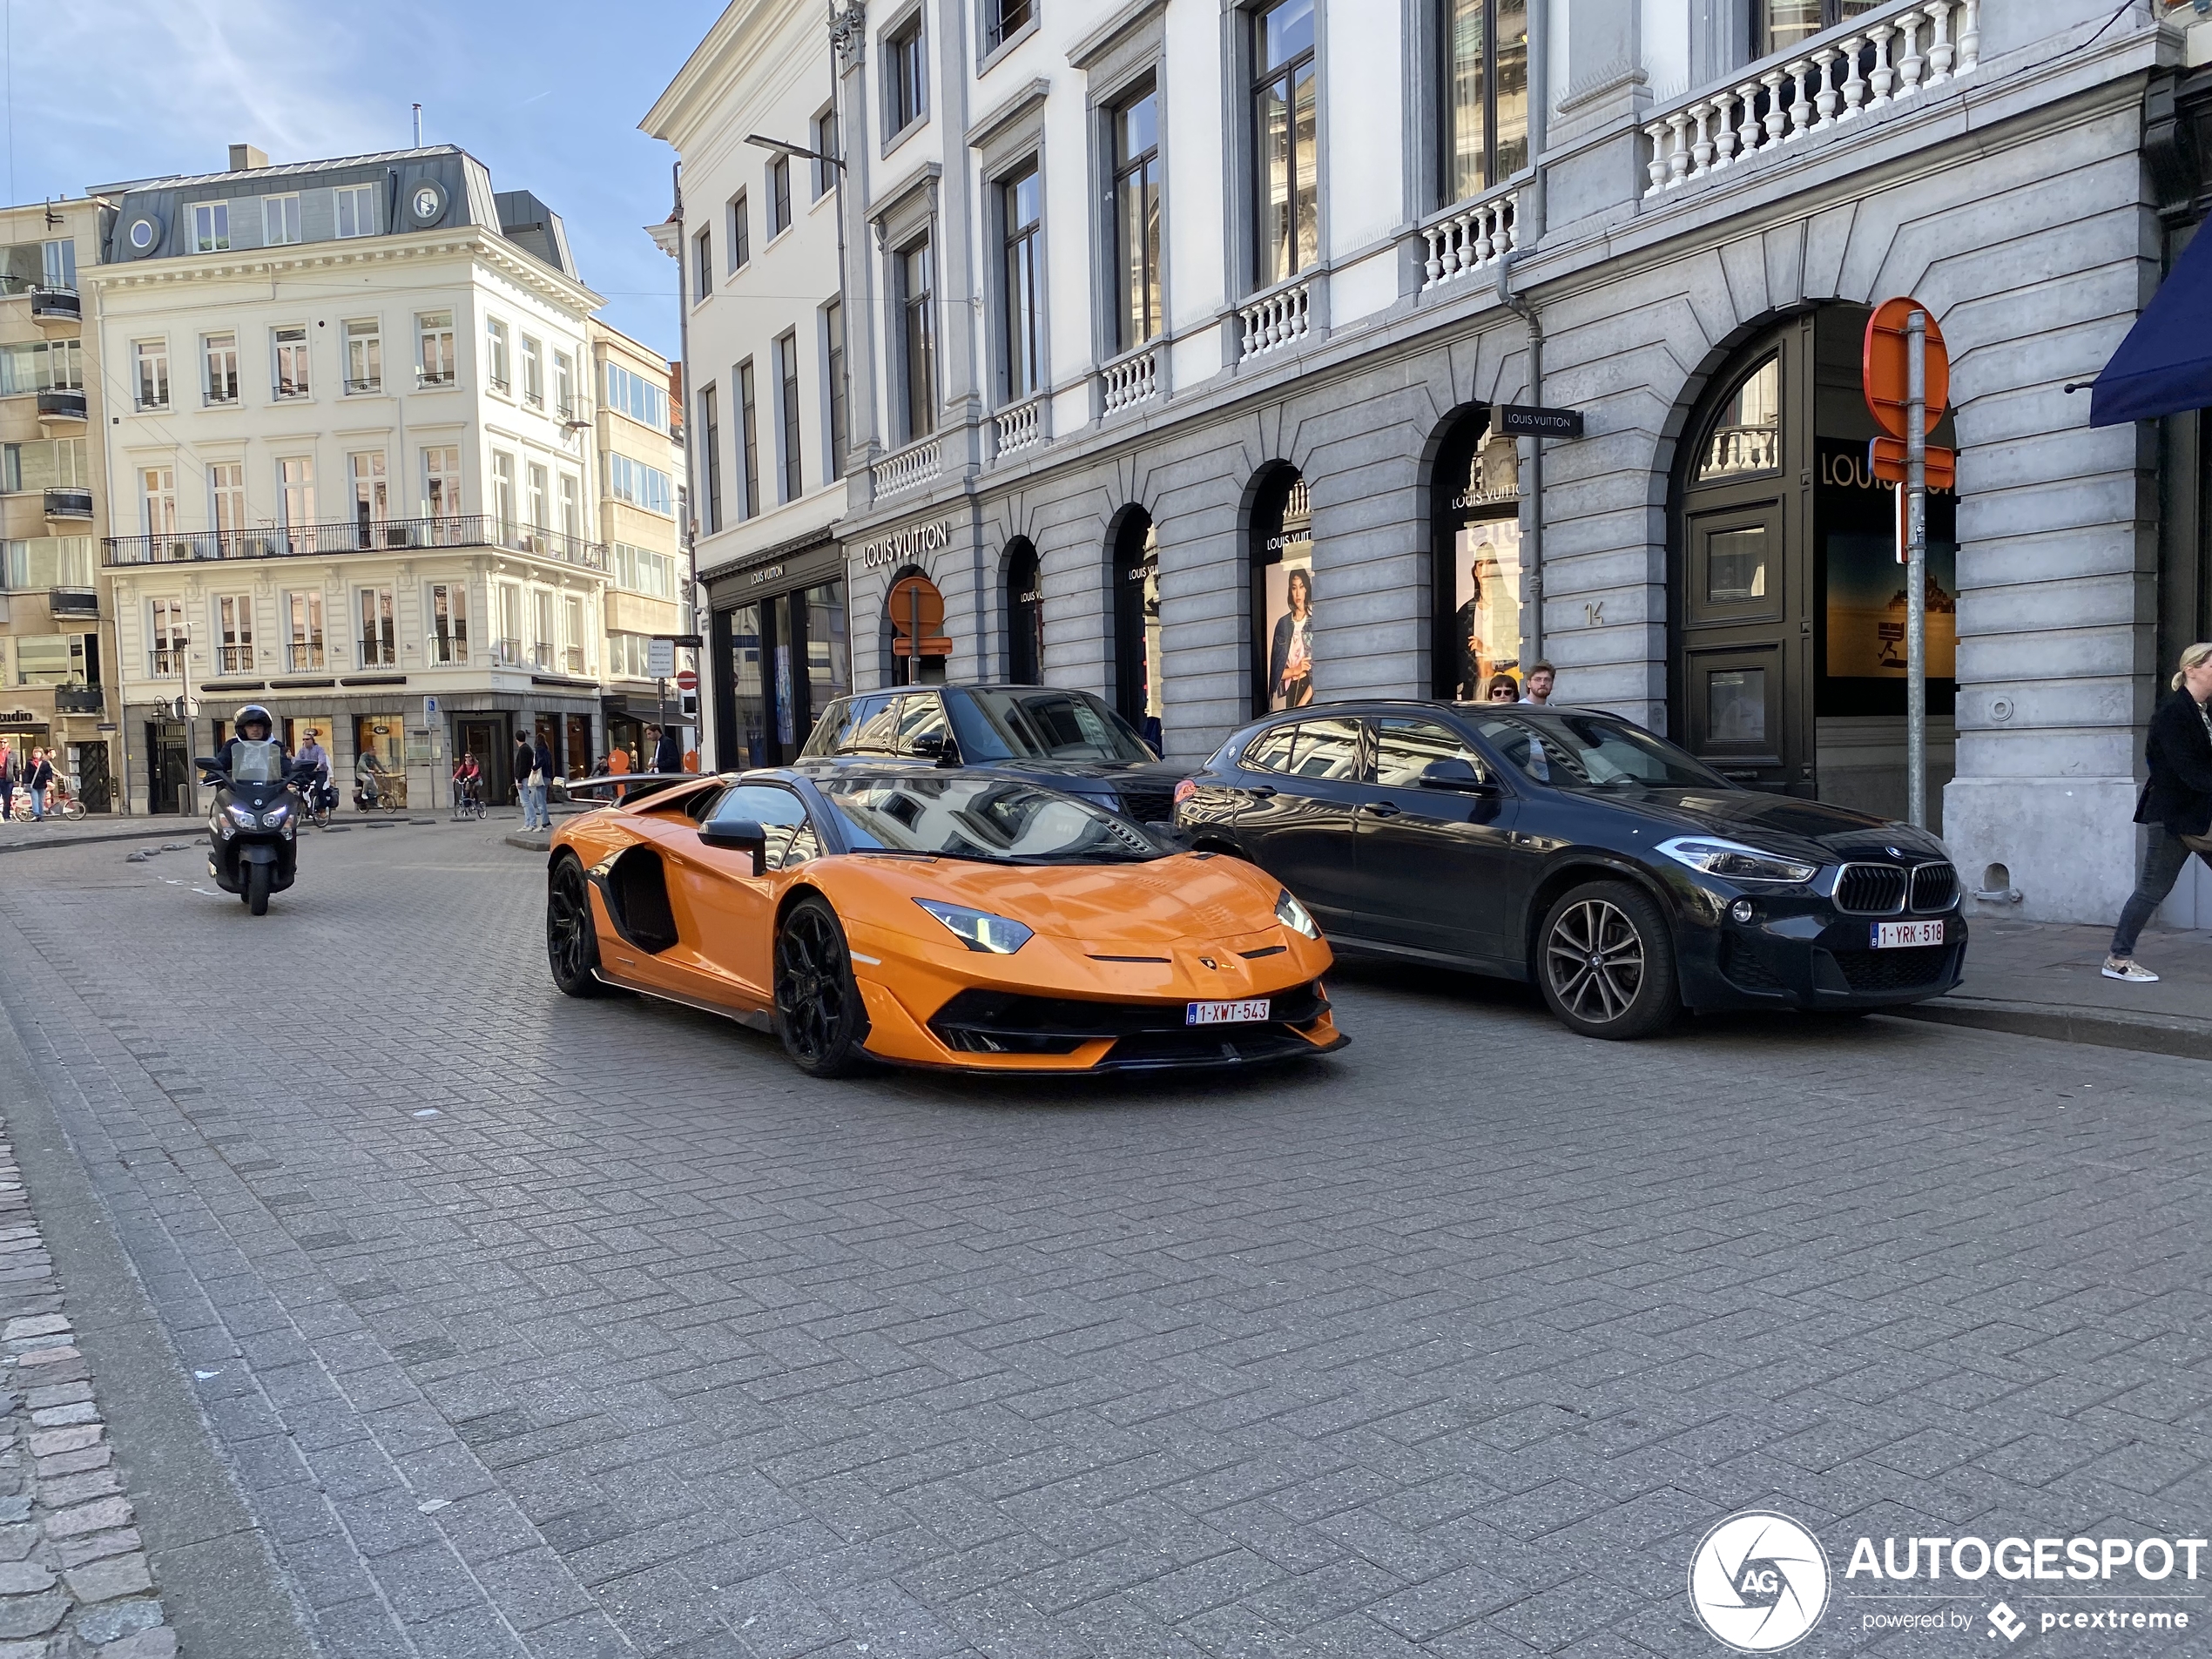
(0, 823), (2207, 1658)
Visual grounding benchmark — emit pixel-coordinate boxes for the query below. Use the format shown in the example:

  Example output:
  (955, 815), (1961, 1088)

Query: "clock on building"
(408, 180), (447, 226)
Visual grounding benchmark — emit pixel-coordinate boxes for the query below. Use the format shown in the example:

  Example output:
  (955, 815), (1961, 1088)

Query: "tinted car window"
(846, 695), (901, 754)
(894, 694), (952, 757)
(802, 698), (860, 757)
(1474, 711), (1724, 791)
(715, 783), (818, 870)
(1285, 718), (1362, 780)
(1372, 718), (1489, 786)
(950, 688), (1157, 763)
(1242, 723), (1300, 774)
(818, 774), (1164, 863)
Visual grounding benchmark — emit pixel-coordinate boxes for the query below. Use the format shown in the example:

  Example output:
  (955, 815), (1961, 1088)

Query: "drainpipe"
(1496, 3), (1548, 669)
(670, 158), (699, 761)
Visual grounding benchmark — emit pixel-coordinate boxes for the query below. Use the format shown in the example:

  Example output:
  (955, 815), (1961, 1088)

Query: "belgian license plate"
(1872, 920), (1945, 949)
(1187, 998), (1271, 1026)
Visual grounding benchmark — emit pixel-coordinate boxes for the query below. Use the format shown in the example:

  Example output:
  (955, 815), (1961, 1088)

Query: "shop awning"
(2090, 226), (2212, 426)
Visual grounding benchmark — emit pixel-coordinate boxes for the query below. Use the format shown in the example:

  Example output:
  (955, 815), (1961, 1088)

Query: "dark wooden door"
(1672, 319), (1817, 794)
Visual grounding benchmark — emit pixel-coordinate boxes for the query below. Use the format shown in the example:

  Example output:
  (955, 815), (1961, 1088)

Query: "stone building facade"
(654, 0), (2204, 929)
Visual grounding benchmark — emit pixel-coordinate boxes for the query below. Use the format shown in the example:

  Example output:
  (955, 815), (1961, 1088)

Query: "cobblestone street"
(0, 823), (2208, 1658)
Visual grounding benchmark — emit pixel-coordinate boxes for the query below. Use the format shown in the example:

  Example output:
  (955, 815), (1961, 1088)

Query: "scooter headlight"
(260, 803), (292, 827)
(226, 803), (257, 828)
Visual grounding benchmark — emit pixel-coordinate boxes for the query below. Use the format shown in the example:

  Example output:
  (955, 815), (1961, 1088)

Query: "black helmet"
(234, 704), (275, 738)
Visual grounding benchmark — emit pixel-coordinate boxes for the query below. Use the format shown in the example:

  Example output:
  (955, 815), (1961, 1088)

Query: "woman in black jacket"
(2106, 641), (2212, 981)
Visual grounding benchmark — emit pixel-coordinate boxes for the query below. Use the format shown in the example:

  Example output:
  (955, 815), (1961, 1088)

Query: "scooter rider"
(213, 705), (291, 778)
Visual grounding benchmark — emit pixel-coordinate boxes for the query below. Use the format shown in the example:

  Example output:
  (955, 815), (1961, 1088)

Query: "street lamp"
(745, 128), (853, 496)
(744, 134), (843, 172)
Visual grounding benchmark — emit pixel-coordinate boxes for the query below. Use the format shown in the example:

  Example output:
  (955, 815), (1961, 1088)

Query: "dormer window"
(262, 195), (300, 246)
(193, 203), (230, 253)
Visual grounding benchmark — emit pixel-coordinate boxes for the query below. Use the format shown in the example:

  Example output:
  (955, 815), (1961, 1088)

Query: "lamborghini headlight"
(914, 899), (1033, 954)
(1275, 888), (1321, 939)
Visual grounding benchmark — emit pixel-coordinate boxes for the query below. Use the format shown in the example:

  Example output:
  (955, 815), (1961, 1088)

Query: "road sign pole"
(1905, 307), (1928, 831)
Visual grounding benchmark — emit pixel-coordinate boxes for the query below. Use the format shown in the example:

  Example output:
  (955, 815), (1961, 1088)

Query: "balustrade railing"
(1642, 0), (1982, 199)
(1421, 190), (1518, 291)
(103, 512), (608, 570)
(1238, 280), (1312, 362)
(1101, 346), (1159, 413)
(873, 438), (942, 498)
(994, 398), (1043, 458)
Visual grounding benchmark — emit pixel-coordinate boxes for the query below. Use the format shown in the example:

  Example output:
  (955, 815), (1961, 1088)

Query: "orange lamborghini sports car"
(544, 766), (1348, 1077)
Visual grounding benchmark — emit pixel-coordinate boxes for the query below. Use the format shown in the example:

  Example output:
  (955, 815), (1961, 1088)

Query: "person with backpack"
(2105, 641), (2212, 982)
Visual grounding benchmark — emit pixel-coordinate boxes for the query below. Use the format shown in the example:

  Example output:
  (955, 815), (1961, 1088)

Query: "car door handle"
(1359, 801), (1401, 818)
(1247, 785), (1278, 799)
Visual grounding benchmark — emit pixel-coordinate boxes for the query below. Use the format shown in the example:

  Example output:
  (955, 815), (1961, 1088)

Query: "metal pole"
(909, 585), (921, 685)
(1905, 307), (1928, 830)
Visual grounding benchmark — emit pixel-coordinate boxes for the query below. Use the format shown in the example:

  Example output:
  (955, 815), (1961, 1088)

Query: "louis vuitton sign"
(857, 519), (953, 571)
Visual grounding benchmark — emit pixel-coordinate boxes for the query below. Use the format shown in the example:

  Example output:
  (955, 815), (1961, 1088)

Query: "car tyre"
(1536, 880), (1678, 1040)
(546, 853), (605, 996)
(775, 894), (871, 1077)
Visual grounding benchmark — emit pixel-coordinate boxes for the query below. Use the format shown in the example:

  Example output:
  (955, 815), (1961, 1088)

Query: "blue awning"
(2091, 226), (2212, 426)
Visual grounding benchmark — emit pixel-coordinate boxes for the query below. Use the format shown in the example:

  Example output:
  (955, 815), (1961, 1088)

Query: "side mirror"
(193, 756), (220, 772)
(908, 732), (958, 766)
(699, 816), (767, 875)
(1420, 758), (1498, 794)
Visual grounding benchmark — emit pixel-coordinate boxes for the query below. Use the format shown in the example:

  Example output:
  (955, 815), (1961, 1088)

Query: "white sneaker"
(2103, 957), (2161, 983)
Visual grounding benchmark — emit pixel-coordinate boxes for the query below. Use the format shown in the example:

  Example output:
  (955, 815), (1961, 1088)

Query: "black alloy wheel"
(774, 894), (869, 1076)
(1537, 880), (1678, 1040)
(546, 854), (604, 996)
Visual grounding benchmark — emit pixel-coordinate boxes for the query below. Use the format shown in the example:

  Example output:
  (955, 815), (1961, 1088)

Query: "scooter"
(197, 745), (307, 915)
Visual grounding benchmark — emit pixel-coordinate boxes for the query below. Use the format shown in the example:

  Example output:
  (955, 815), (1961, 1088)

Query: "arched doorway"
(1430, 408), (1523, 701)
(1109, 509), (1162, 745)
(1249, 466), (1313, 715)
(1004, 538), (1042, 685)
(1669, 307), (1957, 812)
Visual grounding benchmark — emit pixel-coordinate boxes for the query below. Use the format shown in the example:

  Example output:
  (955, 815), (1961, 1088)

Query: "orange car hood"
(890, 854), (1278, 946)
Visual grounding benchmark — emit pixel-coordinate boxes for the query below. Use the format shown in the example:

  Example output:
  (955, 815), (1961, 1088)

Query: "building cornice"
(84, 226), (604, 315)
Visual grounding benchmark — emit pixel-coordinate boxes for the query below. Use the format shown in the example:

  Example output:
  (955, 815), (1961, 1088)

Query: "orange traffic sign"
(1869, 435), (1956, 489)
(1862, 298), (1950, 441)
(887, 573), (952, 657)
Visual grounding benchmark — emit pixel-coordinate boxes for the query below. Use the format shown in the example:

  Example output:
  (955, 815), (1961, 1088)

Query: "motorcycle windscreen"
(231, 740), (287, 783)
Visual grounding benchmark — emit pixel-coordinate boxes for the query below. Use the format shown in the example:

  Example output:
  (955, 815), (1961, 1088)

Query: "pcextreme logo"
(1688, 1511), (1831, 1652)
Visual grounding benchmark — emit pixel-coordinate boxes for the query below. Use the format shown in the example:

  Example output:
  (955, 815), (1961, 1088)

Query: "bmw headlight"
(1656, 836), (1818, 885)
(1275, 888), (1321, 939)
(914, 899), (1033, 954)
(259, 803), (291, 828)
(226, 803), (258, 828)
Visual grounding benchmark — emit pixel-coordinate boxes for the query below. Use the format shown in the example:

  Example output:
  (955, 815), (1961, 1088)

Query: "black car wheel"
(1537, 880), (1678, 1040)
(546, 854), (604, 996)
(775, 894), (870, 1077)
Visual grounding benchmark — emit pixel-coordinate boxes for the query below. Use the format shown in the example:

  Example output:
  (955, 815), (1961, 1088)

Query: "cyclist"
(452, 752), (482, 814)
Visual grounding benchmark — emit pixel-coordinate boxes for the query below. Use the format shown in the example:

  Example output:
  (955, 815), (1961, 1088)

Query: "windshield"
(230, 739), (287, 784)
(818, 774), (1166, 863)
(948, 689), (1157, 764)
(1470, 711), (1726, 792)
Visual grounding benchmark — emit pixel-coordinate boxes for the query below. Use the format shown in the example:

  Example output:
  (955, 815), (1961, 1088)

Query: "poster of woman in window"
(1265, 560), (1315, 711)
(1817, 441), (1957, 685)
(1453, 515), (1523, 701)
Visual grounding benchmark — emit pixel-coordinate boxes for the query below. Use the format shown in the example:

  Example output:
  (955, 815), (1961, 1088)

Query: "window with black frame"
(899, 238), (937, 441)
(1002, 165), (1042, 401)
(1112, 86), (1162, 354)
(984, 0), (1031, 55)
(1254, 0), (1318, 287)
(825, 300), (847, 481)
(778, 334), (802, 502)
(887, 14), (927, 134)
(1440, 0), (1528, 206)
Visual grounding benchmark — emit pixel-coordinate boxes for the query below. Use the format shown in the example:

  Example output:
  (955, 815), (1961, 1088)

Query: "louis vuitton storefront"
(705, 530), (849, 772)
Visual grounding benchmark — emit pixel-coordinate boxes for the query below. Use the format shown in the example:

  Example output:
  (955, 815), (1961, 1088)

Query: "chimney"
(228, 144), (268, 172)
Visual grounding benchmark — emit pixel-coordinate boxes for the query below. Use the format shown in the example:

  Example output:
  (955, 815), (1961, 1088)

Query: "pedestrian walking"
(649, 723), (682, 775)
(530, 732), (556, 832)
(1521, 662), (1556, 706)
(2105, 640), (2212, 983)
(25, 749), (54, 820)
(0, 739), (16, 823)
(1485, 674), (1520, 704)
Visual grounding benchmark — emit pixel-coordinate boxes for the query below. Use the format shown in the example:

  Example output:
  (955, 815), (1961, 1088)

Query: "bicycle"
(10, 784), (84, 822)
(450, 780), (487, 821)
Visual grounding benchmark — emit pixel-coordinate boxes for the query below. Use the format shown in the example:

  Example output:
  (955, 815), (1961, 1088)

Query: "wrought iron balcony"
(418, 368), (457, 388)
(53, 684), (103, 713)
(43, 489), (93, 521)
(29, 287), (79, 323)
(36, 388), (86, 421)
(102, 512), (609, 570)
(344, 376), (382, 395)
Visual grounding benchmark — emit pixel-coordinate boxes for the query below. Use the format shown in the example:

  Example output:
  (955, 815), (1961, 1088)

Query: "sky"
(0, 0), (730, 358)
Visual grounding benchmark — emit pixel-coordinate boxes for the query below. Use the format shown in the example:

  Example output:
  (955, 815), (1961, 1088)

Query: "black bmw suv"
(1176, 699), (1966, 1039)
(798, 684), (1190, 826)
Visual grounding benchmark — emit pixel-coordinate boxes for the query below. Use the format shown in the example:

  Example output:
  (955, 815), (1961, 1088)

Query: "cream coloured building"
(589, 319), (689, 765)
(91, 143), (612, 813)
(0, 197), (111, 806)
